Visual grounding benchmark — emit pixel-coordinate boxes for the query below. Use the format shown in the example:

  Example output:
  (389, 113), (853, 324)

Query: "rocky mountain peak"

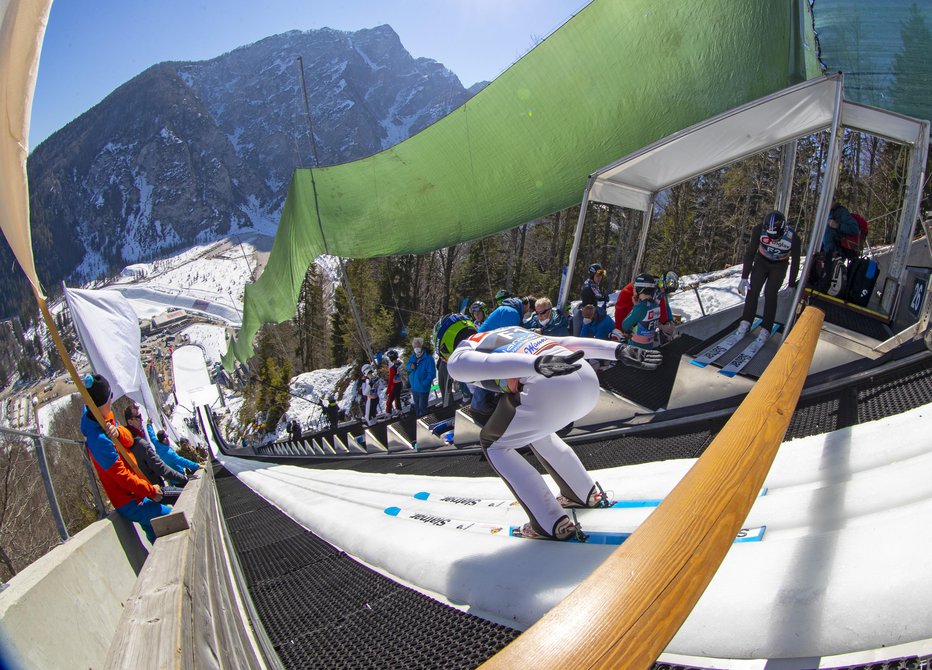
(3, 25), (475, 319)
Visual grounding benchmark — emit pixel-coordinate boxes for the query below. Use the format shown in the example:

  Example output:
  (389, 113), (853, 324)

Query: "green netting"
(224, 0), (819, 367)
(813, 0), (932, 122)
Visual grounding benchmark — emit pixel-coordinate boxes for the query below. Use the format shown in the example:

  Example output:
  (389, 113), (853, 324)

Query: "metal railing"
(0, 425), (105, 543)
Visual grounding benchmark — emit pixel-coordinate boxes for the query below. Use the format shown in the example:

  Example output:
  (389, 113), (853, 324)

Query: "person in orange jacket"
(79, 374), (169, 543)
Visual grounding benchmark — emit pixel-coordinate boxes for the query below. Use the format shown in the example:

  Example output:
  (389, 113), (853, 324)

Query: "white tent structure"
(559, 74), (930, 334)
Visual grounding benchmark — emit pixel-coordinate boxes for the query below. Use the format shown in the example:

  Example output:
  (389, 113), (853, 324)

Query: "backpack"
(840, 212), (869, 255)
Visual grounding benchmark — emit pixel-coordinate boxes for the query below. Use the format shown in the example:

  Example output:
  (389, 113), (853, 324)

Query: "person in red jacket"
(79, 374), (169, 543)
(384, 350), (404, 415)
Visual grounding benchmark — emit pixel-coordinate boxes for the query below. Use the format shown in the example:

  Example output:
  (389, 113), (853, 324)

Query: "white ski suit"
(446, 326), (619, 537)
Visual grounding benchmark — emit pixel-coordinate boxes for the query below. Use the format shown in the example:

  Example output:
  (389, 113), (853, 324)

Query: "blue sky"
(30, 0), (589, 149)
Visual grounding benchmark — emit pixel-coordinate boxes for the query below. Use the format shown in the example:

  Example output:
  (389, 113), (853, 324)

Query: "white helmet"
(361, 364), (373, 375)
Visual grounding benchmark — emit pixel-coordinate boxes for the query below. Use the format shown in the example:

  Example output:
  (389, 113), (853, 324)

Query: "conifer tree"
(890, 4), (932, 121)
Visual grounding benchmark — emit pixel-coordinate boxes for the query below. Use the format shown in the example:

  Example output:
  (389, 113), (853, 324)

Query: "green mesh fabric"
(224, 0), (819, 367)
(812, 0), (932, 122)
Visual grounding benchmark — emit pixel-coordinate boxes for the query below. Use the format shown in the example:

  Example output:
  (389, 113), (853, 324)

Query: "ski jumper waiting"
(435, 314), (661, 540)
(622, 273), (666, 351)
(737, 211), (801, 342)
(615, 271), (678, 342)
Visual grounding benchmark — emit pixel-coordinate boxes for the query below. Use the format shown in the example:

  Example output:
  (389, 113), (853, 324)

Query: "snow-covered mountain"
(4, 25), (480, 319)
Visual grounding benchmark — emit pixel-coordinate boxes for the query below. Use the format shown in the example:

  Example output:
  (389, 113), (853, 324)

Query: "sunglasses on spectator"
(535, 307), (552, 316)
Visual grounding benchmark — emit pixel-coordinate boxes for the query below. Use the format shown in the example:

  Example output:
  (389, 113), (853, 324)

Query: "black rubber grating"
(785, 396), (841, 439)
(573, 427), (716, 470)
(214, 471), (519, 669)
(809, 295), (894, 341)
(857, 361), (932, 424)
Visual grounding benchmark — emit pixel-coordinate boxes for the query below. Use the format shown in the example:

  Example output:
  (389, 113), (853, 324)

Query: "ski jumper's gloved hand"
(738, 278), (749, 296)
(534, 350), (584, 378)
(615, 344), (663, 370)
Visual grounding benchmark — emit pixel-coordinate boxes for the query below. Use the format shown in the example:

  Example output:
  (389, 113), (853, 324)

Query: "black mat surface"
(215, 470), (519, 670)
(808, 295), (894, 341)
(598, 335), (702, 410)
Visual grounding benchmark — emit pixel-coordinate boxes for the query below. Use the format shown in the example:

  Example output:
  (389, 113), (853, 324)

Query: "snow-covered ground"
(286, 366), (354, 435)
(36, 394), (76, 434)
(178, 324), (228, 366)
(106, 236), (261, 326)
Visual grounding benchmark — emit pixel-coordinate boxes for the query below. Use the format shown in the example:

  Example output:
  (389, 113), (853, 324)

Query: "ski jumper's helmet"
(433, 313), (477, 361)
(588, 263), (604, 277)
(470, 301), (486, 314)
(762, 211), (787, 239)
(659, 271), (679, 294)
(634, 273), (659, 299)
(494, 289), (511, 305)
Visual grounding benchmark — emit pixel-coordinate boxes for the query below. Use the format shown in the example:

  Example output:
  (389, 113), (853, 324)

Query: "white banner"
(64, 287), (165, 431)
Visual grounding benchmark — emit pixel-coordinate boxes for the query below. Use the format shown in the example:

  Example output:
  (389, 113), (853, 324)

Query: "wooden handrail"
(480, 306), (824, 670)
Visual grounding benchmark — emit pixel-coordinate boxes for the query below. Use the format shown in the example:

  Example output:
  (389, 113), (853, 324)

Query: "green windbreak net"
(813, 0), (932, 123)
(224, 0), (819, 367)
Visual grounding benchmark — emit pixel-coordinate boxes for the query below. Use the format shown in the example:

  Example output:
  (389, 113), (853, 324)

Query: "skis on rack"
(691, 318), (762, 368)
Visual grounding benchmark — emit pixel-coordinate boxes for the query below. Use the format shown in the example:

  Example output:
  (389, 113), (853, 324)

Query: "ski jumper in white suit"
(446, 326), (619, 537)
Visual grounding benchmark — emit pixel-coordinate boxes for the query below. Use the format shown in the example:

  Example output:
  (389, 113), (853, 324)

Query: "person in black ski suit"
(737, 210), (801, 343)
(318, 394), (341, 431)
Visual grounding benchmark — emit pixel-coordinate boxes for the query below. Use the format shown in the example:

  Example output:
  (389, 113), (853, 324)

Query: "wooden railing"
(104, 468), (273, 669)
(481, 306), (824, 670)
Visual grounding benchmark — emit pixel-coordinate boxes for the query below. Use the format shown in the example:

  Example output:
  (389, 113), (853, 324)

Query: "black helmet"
(433, 313), (477, 361)
(470, 301), (486, 313)
(387, 350), (398, 361)
(659, 271), (679, 294)
(634, 273), (659, 298)
(762, 211), (787, 239)
(328, 394), (336, 403)
(588, 263), (604, 277)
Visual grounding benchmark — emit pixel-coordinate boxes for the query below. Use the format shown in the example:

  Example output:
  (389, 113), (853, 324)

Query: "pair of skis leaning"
(691, 318), (780, 377)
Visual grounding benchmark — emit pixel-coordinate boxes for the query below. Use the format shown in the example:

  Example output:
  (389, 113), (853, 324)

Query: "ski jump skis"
(691, 318), (762, 368)
(413, 488), (767, 510)
(718, 323), (781, 378)
(412, 491), (662, 509)
(383, 506), (766, 545)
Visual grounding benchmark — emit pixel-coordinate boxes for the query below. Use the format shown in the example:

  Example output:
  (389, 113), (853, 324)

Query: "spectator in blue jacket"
(579, 303), (614, 340)
(147, 420), (200, 475)
(470, 297), (531, 419)
(478, 296), (528, 332)
(526, 297), (569, 336)
(406, 336), (436, 417)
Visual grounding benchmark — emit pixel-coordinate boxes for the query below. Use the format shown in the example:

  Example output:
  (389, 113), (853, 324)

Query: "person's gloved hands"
(534, 350), (584, 378)
(738, 278), (750, 297)
(615, 344), (663, 370)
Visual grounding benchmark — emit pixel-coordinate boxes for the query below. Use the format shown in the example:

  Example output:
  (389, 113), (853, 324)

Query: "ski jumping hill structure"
(3, 73), (930, 669)
(1, 1), (931, 669)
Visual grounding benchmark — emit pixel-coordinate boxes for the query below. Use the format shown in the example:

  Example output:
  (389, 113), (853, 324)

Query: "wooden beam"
(480, 306), (824, 670)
